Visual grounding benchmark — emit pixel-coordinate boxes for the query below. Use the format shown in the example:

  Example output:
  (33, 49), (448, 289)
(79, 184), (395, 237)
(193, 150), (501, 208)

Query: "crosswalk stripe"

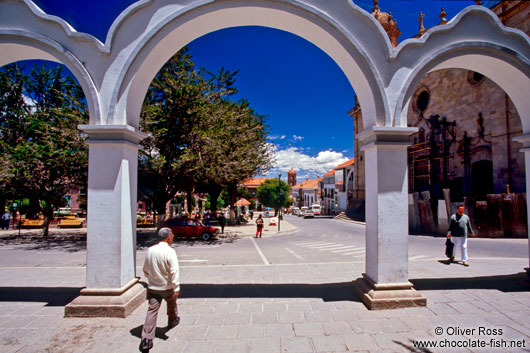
(342, 250), (366, 256)
(409, 255), (427, 260)
(317, 245), (348, 251)
(331, 247), (363, 253)
(291, 241), (328, 246)
(305, 243), (338, 248)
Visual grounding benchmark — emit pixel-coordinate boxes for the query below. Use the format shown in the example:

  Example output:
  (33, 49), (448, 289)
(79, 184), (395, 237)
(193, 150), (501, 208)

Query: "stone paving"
(0, 223), (529, 352)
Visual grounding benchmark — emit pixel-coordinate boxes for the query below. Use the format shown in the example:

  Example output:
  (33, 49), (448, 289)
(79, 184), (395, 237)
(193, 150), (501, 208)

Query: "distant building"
(291, 177), (322, 208)
(288, 168), (297, 187)
(240, 178), (270, 210)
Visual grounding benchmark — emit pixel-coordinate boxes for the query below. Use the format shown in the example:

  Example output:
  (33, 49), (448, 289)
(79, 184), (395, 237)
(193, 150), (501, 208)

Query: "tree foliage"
(256, 179), (290, 215)
(0, 63), (88, 235)
(140, 48), (274, 217)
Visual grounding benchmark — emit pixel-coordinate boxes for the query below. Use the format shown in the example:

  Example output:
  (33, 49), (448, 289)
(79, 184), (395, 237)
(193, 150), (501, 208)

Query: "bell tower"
(288, 168), (297, 187)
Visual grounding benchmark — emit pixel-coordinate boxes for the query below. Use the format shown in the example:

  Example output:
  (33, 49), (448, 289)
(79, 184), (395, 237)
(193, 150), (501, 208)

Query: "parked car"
(160, 218), (220, 241)
(311, 204), (321, 216)
(303, 209), (315, 218)
(299, 206), (308, 217)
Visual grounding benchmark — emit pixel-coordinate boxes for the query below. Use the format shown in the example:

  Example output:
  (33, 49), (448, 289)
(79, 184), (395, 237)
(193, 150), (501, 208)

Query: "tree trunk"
(229, 183), (237, 222)
(208, 185), (223, 214)
(41, 206), (54, 237)
(186, 187), (194, 215)
(155, 199), (167, 228)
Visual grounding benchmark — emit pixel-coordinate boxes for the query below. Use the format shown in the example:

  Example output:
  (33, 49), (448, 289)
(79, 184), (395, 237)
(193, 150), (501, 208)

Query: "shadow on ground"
(411, 272), (530, 292)
(136, 230), (242, 249)
(179, 282), (361, 302)
(129, 325), (170, 340)
(393, 338), (434, 353)
(0, 287), (81, 306)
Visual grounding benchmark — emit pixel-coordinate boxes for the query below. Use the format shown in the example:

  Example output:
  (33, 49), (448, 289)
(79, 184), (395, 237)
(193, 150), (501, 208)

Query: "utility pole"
(278, 173), (281, 231)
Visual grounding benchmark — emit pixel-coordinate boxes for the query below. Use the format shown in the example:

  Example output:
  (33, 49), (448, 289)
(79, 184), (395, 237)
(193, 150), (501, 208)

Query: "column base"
(65, 278), (146, 318)
(354, 274), (426, 310)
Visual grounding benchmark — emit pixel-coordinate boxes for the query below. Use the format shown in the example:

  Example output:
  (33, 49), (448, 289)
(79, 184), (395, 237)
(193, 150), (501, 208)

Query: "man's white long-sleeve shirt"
(143, 241), (180, 291)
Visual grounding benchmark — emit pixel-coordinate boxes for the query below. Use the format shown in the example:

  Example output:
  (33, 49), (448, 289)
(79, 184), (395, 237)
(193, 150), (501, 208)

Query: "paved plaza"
(0, 221), (529, 353)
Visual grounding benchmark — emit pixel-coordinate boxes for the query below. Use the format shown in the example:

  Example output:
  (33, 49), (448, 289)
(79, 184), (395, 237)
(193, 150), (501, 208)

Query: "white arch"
(388, 5), (530, 129)
(105, 0), (390, 129)
(395, 44), (530, 131)
(0, 31), (101, 124)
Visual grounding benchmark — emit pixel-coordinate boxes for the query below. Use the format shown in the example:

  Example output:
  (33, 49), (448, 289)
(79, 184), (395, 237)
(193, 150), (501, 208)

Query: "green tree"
(140, 48), (273, 219)
(0, 63), (88, 235)
(257, 179), (290, 216)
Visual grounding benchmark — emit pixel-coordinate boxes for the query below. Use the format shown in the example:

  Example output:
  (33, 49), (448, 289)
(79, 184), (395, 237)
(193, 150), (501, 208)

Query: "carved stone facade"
(407, 68), (525, 200)
(351, 0), (529, 204)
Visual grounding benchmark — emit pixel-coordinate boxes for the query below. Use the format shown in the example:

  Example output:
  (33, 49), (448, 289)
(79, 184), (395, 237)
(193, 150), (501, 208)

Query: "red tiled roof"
(323, 170), (335, 177)
(235, 198), (251, 206)
(335, 158), (355, 169)
(241, 178), (269, 187)
(292, 177), (323, 189)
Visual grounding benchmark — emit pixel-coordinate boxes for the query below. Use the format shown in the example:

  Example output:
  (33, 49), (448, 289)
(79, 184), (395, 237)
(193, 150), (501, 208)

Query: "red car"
(160, 218), (220, 241)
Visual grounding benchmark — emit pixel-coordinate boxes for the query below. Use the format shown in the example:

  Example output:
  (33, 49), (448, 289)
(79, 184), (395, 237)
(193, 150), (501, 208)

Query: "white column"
(354, 126), (425, 309)
(65, 125), (147, 317)
(513, 134), (530, 273)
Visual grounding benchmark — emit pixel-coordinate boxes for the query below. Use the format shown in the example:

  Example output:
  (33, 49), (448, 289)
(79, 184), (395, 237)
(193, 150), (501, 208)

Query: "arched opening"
(404, 57), (529, 239)
(112, 2), (386, 130)
(0, 38), (99, 124)
(136, 24), (356, 239)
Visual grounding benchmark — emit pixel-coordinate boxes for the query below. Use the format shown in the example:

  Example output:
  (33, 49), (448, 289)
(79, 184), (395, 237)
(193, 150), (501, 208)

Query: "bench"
(21, 219), (44, 229)
(58, 219), (84, 228)
(137, 219), (154, 228)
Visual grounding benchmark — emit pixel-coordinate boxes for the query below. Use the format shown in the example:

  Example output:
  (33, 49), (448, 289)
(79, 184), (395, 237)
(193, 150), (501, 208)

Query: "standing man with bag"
(140, 227), (180, 353)
(447, 204), (475, 266)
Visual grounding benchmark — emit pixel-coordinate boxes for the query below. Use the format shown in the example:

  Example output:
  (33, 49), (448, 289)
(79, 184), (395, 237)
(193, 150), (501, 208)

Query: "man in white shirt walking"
(140, 227), (180, 352)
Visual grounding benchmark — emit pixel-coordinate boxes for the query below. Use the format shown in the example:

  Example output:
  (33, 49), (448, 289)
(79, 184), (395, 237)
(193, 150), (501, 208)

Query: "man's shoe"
(168, 316), (180, 329)
(463, 261), (469, 267)
(139, 338), (153, 352)
(449, 256), (454, 263)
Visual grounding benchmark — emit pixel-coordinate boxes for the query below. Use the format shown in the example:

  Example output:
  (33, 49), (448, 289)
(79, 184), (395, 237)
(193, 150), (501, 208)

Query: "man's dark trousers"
(141, 289), (179, 340)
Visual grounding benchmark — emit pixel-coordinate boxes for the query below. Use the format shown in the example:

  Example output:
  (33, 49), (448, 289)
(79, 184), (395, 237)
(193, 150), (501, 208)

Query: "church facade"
(350, 0), (530, 237)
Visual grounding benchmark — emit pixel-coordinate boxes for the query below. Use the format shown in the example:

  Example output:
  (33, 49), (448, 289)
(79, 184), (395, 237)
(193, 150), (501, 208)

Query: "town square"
(0, 0), (529, 352)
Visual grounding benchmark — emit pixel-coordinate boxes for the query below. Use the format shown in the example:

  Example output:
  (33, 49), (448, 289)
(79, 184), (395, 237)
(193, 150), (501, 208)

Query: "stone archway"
(1, 0), (528, 315)
(392, 6), (530, 275)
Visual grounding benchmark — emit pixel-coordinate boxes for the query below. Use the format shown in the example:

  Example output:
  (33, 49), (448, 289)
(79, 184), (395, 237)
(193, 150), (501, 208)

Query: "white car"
(303, 209), (314, 218)
(291, 207), (300, 216)
(299, 206), (308, 217)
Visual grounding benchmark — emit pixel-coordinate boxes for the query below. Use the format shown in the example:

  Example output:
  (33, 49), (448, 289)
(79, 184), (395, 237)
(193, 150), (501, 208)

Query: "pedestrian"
(140, 227), (180, 353)
(1, 211), (11, 230)
(249, 210), (254, 220)
(204, 210), (210, 226)
(255, 214), (264, 238)
(447, 204), (475, 267)
(218, 213), (226, 234)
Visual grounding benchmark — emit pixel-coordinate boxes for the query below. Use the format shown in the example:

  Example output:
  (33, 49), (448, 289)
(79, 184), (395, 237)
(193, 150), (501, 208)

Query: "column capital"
(358, 126), (418, 151)
(78, 124), (147, 146)
(513, 134), (530, 151)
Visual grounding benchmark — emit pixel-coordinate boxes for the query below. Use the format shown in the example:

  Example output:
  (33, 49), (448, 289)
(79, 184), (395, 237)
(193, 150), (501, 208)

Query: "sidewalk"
(0, 227), (529, 352)
(0, 218), (297, 240)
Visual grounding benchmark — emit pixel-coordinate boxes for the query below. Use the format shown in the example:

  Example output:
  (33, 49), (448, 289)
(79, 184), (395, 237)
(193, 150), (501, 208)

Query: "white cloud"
(269, 135), (286, 140)
(292, 135), (304, 141)
(272, 147), (349, 175)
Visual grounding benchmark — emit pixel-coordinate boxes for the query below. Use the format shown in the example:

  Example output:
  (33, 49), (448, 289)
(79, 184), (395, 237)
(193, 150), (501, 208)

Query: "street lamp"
(278, 173), (281, 231)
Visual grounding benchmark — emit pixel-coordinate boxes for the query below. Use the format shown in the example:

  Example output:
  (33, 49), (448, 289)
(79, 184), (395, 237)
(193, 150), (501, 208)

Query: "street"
(0, 216), (529, 353)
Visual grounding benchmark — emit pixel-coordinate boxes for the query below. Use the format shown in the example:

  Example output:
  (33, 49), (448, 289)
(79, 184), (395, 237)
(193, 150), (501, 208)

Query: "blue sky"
(28, 0), (483, 180)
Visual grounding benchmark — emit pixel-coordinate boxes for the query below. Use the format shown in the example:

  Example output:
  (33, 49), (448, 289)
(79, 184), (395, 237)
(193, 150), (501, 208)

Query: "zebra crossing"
(289, 240), (365, 257)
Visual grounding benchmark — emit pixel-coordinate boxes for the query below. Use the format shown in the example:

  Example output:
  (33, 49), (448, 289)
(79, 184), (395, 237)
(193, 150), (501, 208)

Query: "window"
(468, 70), (485, 86)
(416, 90), (429, 112)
